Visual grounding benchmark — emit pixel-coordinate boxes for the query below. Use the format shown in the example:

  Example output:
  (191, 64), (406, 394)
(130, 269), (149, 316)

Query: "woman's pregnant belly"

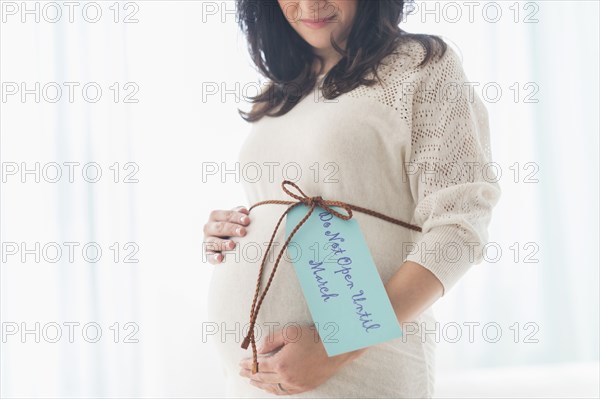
(206, 202), (439, 397)
(206, 204), (314, 373)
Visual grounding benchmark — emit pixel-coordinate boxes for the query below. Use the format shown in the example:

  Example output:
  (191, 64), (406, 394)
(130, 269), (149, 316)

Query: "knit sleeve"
(403, 44), (502, 296)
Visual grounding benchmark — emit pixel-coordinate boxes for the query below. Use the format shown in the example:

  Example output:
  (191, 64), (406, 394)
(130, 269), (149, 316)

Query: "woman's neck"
(313, 44), (345, 75)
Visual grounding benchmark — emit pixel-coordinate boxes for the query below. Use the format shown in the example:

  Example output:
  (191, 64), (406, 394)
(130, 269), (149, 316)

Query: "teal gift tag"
(284, 204), (403, 357)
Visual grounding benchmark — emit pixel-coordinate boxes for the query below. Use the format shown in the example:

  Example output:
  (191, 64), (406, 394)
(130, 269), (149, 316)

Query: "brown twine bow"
(240, 180), (422, 374)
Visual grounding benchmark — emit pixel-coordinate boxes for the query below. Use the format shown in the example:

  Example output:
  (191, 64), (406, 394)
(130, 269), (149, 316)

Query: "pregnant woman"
(203, 0), (501, 397)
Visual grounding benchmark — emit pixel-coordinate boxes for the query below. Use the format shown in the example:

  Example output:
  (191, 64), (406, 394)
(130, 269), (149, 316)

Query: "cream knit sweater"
(207, 39), (501, 398)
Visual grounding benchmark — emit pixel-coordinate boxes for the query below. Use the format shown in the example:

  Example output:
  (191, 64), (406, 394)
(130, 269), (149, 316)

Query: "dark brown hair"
(236, 0), (447, 122)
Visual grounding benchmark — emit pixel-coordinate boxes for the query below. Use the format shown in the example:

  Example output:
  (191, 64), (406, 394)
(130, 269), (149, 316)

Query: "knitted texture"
(345, 40), (501, 295)
(207, 38), (501, 398)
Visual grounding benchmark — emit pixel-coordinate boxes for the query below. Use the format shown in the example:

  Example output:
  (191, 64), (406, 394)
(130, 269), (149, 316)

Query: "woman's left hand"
(238, 324), (365, 395)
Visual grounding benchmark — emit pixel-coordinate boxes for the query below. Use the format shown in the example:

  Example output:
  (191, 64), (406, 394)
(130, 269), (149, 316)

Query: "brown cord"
(240, 180), (422, 374)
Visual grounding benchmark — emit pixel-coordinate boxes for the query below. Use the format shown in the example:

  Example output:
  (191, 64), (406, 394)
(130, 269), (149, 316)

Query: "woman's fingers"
(203, 206), (251, 265)
(204, 236), (236, 252)
(205, 251), (223, 265)
(203, 207), (251, 238)
(233, 205), (250, 215)
(247, 379), (297, 396)
(209, 209), (251, 226)
(248, 379), (280, 395)
(203, 221), (248, 238)
(239, 368), (280, 384)
(204, 236), (236, 264)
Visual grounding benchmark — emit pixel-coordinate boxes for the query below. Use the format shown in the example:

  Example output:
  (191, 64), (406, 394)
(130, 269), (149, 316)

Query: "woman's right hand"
(203, 206), (251, 265)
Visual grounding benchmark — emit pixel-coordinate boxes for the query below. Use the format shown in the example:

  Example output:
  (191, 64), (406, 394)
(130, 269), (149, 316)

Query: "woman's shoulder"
(377, 36), (464, 86)
(346, 37), (461, 110)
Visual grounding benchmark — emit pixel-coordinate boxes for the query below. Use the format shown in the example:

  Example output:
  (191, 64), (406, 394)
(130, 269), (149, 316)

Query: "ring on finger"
(277, 383), (287, 393)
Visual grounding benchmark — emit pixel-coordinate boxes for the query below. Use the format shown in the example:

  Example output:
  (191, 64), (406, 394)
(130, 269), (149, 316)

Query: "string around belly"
(240, 180), (422, 374)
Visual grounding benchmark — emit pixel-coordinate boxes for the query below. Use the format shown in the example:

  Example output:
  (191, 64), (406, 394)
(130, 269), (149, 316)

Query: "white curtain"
(1, 3), (141, 397)
(1, 1), (598, 397)
(403, 0), (599, 371)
